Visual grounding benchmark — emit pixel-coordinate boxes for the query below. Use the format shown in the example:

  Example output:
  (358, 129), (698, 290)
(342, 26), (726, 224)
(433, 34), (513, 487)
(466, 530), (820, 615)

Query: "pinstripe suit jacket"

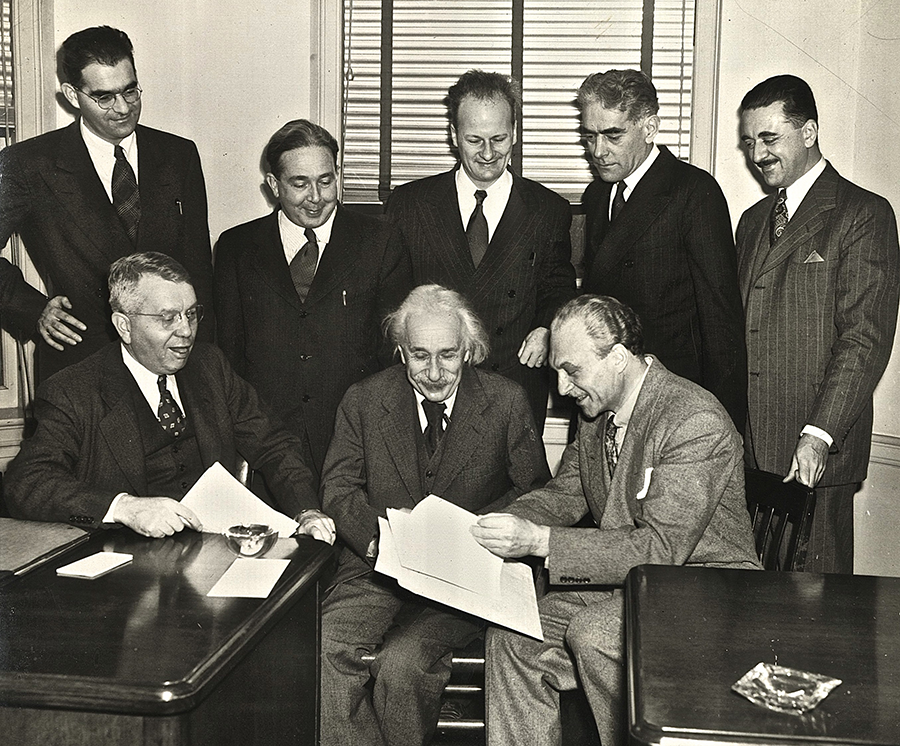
(385, 168), (577, 426)
(322, 364), (550, 586)
(737, 163), (900, 485)
(582, 146), (747, 433)
(0, 121), (213, 381)
(503, 357), (761, 586)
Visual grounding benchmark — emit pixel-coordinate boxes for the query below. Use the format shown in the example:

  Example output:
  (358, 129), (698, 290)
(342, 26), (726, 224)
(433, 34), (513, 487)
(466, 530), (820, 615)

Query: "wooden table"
(626, 565), (900, 746)
(0, 527), (335, 745)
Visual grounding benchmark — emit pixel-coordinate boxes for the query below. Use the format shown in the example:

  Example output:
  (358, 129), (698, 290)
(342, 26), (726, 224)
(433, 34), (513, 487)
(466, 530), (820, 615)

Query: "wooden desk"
(0, 528), (335, 745)
(626, 565), (900, 746)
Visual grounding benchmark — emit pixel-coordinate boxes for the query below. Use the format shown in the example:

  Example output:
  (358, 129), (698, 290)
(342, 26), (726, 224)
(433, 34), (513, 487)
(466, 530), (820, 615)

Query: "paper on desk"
(387, 495), (502, 596)
(181, 462), (299, 536)
(207, 558), (290, 598)
(376, 507), (542, 640)
(57, 551), (132, 579)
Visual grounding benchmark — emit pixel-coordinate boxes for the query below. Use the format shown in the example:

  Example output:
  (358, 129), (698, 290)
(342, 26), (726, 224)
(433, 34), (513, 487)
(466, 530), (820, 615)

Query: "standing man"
(0, 26), (213, 381)
(579, 69), (746, 432)
(387, 70), (577, 431)
(737, 74), (900, 574)
(472, 295), (760, 746)
(320, 284), (549, 746)
(215, 120), (412, 483)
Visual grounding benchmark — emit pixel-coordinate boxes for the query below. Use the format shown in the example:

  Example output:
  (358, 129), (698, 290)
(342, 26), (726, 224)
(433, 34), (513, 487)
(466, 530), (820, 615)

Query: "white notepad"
(56, 551), (133, 579)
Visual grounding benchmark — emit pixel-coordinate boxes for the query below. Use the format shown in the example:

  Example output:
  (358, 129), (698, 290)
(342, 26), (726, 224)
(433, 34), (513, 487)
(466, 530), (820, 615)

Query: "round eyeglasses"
(128, 305), (204, 330)
(75, 85), (142, 111)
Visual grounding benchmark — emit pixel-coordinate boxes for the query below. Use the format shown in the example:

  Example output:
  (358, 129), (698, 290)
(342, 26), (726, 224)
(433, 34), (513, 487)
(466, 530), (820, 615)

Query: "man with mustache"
(737, 74), (900, 573)
(386, 70), (577, 432)
(0, 26), (213, 382)
(579, 69), (746, 433)
(319, 284), (550, 746)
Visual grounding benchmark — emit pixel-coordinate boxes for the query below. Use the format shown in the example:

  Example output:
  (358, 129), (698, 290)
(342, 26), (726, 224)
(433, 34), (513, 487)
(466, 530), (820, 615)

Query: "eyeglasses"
(128, 305), (204, 330)
(75, 85), (142, 110)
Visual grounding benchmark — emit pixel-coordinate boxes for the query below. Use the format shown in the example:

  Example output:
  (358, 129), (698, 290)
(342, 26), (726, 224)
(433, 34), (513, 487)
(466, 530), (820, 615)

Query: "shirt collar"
(278, 203), (338, 247)
(120, 343), (183, 411)
(622, 144), (659, 194)
(783, 157), (826, 218)
(81, 119), (137, 162)
(414, 385), (459, 431)
(611, 356), (653, 429)
(456, 164), (513, 199)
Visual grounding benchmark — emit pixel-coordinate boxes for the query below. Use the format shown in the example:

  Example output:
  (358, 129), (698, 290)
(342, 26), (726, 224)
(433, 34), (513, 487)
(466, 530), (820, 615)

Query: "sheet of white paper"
(181, 462), (299, 536)
(56, 551), (132, 579)
(376, 515), (542, 640)
(386, 495), (502, 596)
(207, 558), (290, 598)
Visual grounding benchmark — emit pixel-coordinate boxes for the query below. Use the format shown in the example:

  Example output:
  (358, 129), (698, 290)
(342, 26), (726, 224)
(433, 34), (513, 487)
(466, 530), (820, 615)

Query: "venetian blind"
(1, 0), (13, 149)
(342, 0), (694, 203)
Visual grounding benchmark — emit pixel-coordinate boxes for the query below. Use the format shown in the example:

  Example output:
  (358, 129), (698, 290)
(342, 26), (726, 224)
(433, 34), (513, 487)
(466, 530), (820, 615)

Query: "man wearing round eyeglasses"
(0, 25), (214, 383)
(5, 252), (334, 545)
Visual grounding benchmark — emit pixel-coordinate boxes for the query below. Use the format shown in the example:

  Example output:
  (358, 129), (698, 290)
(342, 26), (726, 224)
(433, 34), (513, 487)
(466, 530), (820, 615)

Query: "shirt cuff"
(801, 425), (833, 447)
(103, 493), (128, 524)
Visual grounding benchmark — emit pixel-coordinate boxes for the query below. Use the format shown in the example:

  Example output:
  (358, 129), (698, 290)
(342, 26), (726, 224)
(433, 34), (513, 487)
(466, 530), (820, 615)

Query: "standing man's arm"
(212, 231), (246, 376)
(682, 175), (748, 433)
(788, 196), (900, 487)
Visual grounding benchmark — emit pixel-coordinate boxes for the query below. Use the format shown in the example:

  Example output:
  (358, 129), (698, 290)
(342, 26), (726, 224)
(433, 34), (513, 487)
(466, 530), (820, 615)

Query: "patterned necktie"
(611, 181), (627, 222)
(290, 228), (318, 302)
(112, 145), (140, 244)
(770, 188), (788, 244)
(466, 189), (489, 267)
(157, 375), (186, 439)
(603, 414), (619, 478)
(422, 399), (447, 457)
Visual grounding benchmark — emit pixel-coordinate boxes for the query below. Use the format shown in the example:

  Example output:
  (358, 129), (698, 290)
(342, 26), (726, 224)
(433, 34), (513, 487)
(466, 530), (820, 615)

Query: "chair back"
(745, 468), (816, 571)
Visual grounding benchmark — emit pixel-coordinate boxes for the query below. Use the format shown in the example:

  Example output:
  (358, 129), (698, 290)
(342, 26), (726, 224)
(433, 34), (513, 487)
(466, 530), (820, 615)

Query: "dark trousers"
(806, 482), (859, 574)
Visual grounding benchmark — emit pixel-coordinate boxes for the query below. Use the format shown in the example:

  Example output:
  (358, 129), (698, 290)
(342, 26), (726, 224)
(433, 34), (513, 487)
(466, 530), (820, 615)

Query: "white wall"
(715, 0), (900, 576)
(52, 0), (318, 243)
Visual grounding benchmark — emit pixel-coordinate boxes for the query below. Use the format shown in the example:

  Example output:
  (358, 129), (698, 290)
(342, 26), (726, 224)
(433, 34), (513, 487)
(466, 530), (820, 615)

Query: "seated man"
(320, 284), (551, 746)
(5, 251), (333, 543)
(472, 295), (761, 746)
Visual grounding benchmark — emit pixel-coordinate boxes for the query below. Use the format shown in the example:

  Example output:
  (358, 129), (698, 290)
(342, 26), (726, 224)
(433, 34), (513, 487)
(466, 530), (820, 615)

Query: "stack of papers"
(376, 495), (543, 640)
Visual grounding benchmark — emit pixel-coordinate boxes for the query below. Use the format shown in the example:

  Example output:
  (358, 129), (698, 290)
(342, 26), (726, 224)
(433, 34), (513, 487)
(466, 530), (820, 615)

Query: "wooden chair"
(744, 467), (816, 571)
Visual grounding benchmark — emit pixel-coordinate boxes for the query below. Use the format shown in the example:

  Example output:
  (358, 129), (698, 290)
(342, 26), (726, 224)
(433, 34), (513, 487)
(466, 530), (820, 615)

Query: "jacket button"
(624, 259), (634, 268)
(508, 289), (516, 298)
(425, 470), (434, 478)
(302, 394), (311, 402)
(181, 481), (189, 489)
(491, 363), (500, 371)
(495, 327), (503, 335)
(299, 310), (308, 318)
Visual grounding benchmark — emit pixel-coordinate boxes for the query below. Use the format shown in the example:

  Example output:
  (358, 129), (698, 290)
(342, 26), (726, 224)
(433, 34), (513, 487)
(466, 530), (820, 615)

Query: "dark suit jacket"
(0, 121), (214, 380)
(4, 342), (318, 528)
(322, 365), (551, 585)
(386, 168), (577, 427)
(506, 357), (761, 586)
(214, 205), (413, 479)
(737, 163), (900, 486)
(582, 146), (747, 433)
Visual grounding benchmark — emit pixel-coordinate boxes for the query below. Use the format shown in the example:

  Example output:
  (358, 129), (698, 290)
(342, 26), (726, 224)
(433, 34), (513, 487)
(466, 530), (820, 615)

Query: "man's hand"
(784, 433), (829, 488)
(113, 495), (203, 538)
(38, 296), (87, 350)
(295, 509), (336, 545)
(518, 327), (550, 368)
(471, 513), (550, 558)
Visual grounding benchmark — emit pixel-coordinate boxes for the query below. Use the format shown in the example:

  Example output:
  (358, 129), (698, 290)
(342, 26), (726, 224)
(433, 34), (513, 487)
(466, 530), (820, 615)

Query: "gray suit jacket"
(5, 343), (318, 527)
(322, 365), (551, 585)
(505, 357), (761, 586)
(737, 163), (900, 485)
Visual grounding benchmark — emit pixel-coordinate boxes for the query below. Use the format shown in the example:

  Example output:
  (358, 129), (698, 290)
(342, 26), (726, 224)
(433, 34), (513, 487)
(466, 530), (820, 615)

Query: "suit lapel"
(471, 178), (531, 290)
(423, 170), (478, 283)
(134, 126), (175, 251)
(250, 211), (305, 311)
(306, 204), (357, 306)
(738, 206), (770, 304)
(378, 370), (425, 499)
(98, 346), (149, 494)
(177, 352), (227, 468)
(45, 121), (132, 263)
(432, 369), (488, 491)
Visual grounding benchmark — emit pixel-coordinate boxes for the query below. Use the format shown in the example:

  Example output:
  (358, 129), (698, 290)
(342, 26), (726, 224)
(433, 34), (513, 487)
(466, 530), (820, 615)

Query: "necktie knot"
(422, 399), (447, 456)
(157, 375), (186, 439)
(474, 189), (487, 205)
(304, 227), (318, 245)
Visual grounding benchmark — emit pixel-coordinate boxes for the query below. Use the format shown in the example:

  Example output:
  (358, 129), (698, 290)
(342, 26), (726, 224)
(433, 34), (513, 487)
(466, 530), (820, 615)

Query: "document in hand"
(180, 462), (299, 536)
(375, 495), (543, 640)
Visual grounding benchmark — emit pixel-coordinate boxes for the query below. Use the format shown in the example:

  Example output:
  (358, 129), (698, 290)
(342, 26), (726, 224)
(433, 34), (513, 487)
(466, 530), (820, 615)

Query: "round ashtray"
(224, 524), (278, 558)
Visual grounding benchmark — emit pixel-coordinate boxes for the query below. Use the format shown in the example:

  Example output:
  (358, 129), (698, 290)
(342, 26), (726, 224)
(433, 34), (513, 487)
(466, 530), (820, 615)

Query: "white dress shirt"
(81, 120), (138, 202)
(455, 167), (513, 242)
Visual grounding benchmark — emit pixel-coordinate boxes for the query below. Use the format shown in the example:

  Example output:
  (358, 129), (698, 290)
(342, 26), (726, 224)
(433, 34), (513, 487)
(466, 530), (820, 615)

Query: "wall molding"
(870, 432), (900, 469)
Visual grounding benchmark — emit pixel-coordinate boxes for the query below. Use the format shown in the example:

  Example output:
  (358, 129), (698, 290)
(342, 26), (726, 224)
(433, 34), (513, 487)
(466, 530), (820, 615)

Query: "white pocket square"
(803, 251), (825, 264)
(635, 467), (653, 500)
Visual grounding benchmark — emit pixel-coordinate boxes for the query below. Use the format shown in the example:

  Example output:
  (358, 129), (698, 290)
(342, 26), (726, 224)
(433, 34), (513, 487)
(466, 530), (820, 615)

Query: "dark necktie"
(611, 181), (627, 222)
(466, 189), (489, 267)
(422, 399), (447, 457)
(290, 228), (318, 302)
(157, 375), (186, 439)
(113, 145), (141, 244)
(603, 414), (619, 478)
(770, 188), (788, 244)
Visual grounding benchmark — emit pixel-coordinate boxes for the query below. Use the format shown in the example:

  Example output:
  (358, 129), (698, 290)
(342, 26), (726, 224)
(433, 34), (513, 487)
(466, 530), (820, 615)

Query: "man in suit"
(215, 119), (412, 483)
(737, 75), (900, 574)
(579, 69), (746, 432)
(472, 295), (761, 746)
(320, 284), (550, 746)
(5, 252), (333, 543)
(0, 26), (213, 381)
(386, 70), (577, 431)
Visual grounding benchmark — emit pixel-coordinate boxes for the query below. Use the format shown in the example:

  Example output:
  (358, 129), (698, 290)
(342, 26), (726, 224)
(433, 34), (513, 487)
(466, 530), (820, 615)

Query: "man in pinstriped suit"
(737, 74), (900, 573)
